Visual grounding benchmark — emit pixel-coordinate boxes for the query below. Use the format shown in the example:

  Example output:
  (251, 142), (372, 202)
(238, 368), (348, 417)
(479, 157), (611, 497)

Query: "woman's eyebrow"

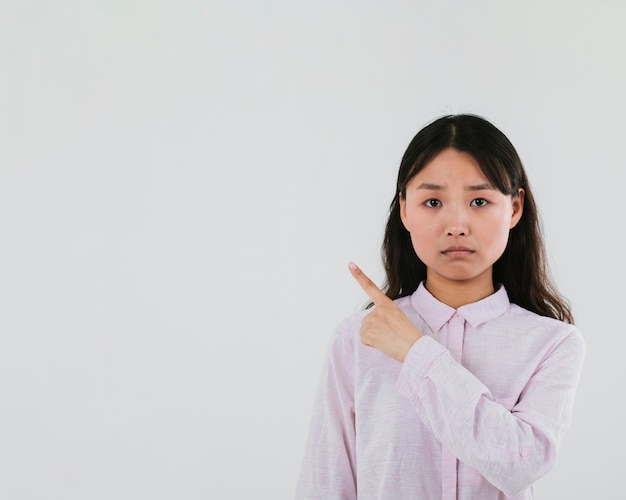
(467, 183), (495, 191)
(415, 182), (443, 190)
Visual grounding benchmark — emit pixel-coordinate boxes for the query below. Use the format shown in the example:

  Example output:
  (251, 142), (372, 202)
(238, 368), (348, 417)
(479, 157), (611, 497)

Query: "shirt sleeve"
(295, 319), (357, 500)
(396, 330), (585, 498)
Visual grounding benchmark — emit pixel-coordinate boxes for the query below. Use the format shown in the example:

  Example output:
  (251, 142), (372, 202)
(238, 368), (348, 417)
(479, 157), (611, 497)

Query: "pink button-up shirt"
(296, 283), (585, 499)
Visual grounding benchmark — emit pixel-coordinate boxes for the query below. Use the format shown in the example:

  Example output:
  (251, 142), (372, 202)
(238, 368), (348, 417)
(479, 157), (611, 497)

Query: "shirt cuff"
(396, 335), (447, 399)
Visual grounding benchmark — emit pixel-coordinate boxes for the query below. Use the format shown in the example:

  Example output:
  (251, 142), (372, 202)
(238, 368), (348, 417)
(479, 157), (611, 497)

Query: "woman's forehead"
(409, 149), (490, 185)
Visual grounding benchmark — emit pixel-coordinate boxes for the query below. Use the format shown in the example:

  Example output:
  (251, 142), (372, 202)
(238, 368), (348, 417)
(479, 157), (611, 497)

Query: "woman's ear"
(399, 192), (409, 230)
(510, 188), (525, 229)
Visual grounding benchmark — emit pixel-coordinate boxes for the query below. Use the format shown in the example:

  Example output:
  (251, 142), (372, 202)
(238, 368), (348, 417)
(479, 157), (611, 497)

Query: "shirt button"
(520, 450), (528, 458)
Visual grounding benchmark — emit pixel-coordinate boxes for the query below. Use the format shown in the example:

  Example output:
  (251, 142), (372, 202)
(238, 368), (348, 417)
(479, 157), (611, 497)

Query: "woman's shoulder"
(335, 307), (370, 335)
(506, 303), (584, 348)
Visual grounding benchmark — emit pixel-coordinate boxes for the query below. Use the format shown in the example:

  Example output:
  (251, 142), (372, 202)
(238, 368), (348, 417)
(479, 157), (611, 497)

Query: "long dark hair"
(381, 114), (573, 324)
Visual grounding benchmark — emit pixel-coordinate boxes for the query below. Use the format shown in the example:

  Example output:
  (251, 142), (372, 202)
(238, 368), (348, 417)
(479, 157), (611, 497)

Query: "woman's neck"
(424, 271), (495, 309)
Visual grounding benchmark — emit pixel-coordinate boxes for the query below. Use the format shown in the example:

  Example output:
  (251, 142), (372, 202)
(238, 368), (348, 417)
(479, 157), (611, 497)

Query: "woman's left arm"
(397, 330), (585, 498)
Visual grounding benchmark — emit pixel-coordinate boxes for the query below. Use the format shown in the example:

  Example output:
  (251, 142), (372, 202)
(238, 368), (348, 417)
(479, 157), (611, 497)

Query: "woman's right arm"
(295, 320), (357, 500)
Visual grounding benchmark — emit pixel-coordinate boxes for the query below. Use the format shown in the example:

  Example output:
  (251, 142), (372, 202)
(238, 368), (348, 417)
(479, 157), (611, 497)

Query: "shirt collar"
(410, 281), (511, 333)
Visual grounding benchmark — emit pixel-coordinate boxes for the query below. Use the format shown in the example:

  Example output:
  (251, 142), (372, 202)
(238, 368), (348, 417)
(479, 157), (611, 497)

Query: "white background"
(1, 1), (624, 499)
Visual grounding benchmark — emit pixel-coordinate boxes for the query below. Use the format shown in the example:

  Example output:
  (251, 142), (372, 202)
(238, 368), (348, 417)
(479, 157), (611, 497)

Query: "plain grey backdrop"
(1, 1), (624, 498)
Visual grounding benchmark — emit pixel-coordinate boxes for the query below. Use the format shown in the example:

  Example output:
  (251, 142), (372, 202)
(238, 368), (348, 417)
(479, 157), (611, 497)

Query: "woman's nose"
(445, 207), (469, 236)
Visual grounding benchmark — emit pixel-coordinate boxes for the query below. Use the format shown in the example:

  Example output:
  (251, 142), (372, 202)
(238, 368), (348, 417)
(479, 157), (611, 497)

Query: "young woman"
(295, 114), (585, 499)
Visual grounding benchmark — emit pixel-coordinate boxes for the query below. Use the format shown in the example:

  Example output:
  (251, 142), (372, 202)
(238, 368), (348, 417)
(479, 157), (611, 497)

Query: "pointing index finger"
(348, 261), (389, 306)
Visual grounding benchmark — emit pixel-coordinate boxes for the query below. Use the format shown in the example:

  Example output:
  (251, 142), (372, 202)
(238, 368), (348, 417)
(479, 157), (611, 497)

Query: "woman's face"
(400, 148), (524, 293)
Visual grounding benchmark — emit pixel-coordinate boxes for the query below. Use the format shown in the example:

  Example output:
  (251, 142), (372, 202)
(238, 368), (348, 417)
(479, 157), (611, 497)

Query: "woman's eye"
(470, 198), (489, 207)
(425, 199), (442, 208)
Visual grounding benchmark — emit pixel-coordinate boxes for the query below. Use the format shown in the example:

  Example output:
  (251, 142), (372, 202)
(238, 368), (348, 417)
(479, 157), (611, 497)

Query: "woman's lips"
(442, 246), (474, 257)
